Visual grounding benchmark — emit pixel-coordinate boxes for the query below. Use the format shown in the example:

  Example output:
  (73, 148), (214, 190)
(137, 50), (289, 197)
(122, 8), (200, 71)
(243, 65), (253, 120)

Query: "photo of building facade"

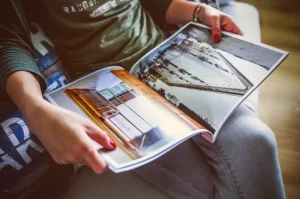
(133, 23), (269, 133)
(138, 36), (254, 132)
(65, 82), (167, 159)
(141, 38), (252, 97)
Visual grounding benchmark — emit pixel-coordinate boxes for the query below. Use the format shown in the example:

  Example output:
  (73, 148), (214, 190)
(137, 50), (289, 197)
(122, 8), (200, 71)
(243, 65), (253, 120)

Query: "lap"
(192, 104), (282, 199)
(137, 104), (276, 199)
(62, 104), (274, 199)
(60, 168), (169, 199)
(194, 104), (277, 156)
(61, 138), (214, 199)
(135, 139), (214, 199)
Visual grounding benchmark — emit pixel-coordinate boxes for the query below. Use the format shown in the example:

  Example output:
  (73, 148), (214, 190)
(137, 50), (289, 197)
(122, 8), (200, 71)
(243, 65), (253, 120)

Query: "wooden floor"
(240, 0), (300, 198)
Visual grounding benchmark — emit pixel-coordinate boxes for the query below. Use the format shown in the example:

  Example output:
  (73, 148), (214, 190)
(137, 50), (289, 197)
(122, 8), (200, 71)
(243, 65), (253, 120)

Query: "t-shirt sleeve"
(140, 0), (172, 28)
(0, 38), (46, 93)
(0, 2), (46, 95)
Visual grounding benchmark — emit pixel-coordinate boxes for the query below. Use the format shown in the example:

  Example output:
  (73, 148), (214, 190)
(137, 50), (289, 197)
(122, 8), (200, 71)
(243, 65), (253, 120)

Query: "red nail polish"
(213, 34), (220, 42)
(110, 140), (117, 148)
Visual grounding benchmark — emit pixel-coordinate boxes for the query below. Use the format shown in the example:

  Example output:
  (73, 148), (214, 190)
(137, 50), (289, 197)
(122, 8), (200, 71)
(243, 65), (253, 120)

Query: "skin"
(166, 0), (243, 41)
(5, 0), (243, 174)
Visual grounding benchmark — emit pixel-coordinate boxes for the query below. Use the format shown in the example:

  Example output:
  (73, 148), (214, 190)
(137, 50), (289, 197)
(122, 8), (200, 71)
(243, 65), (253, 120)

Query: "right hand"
(24, 100), (117, 174)
(198, 4), (243, 42)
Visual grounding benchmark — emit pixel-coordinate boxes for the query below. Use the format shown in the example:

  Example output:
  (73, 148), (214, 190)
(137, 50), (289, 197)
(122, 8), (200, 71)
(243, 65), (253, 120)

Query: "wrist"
(193, 3), (204, 23)
(22, 97), (49, 119)
(22, 99), (56, 136)
(166, 0), (200, 24)
(197, 4), (208, 23)
(5, 71), (48, 117)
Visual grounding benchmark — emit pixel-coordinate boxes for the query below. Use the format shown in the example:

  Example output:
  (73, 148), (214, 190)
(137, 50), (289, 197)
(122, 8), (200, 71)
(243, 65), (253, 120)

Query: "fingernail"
(213, 34), (220, 42)
(110, 140), (117, 148)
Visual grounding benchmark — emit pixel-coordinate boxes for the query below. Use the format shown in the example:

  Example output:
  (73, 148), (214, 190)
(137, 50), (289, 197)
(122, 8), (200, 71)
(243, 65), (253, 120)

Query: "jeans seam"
(212, 141), (245, 199)
(153, 162), (209, 199)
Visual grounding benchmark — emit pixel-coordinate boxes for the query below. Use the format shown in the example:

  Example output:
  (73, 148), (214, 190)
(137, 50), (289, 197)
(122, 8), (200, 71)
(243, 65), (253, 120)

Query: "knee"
(218, 111), (278, 155)
(247, 118), (277, 154)
(232, 114), (278, 155)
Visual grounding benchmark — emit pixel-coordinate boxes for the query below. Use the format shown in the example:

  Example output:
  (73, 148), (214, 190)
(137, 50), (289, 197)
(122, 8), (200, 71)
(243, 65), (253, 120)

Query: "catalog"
(45, 22), (288, 173)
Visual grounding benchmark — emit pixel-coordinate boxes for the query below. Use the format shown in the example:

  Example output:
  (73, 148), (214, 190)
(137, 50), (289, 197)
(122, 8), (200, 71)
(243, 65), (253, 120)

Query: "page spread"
(46, 67), (209, 172)
(45, 22), (288, 172)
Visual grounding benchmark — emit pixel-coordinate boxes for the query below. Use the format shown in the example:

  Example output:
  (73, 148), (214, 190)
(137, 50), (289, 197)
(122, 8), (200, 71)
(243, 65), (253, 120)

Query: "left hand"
(198, 4), (243, 42)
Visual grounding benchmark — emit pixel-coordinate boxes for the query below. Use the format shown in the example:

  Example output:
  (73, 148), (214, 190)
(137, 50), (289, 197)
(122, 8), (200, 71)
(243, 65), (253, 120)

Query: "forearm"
(166, 0), (200, 24)
(5, 71), (115, 173)
(5, 71), (47, 117)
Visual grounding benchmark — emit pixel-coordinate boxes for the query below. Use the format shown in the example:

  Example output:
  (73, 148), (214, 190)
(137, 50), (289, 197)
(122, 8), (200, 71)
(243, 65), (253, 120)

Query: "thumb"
(221, 14), (244, 36)
(210, 15), (221, 43)
(86, 123), (117, 150)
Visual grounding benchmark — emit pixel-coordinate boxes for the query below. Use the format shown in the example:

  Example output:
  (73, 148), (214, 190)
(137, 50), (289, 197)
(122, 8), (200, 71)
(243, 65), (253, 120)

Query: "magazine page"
(130, 22), (289, 141)
(45, 66), (209, 172)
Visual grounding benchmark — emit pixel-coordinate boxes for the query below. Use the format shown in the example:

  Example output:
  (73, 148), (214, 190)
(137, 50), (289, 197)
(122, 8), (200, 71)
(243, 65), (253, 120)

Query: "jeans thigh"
(192, 104), (285, 199)
(135, 139), (215, 199)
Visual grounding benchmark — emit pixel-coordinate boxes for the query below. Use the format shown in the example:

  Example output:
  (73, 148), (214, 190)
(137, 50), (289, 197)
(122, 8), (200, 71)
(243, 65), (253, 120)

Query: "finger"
(56, 154), (69, 164)
(84, 146), (107, 174)
(52, 154), (63, 165)
(86, 123), (117, 150)
(209, 15), (221, 43)
(221, 14), (244, 36)
(77, 157), (89, 167)
(49, 151), (67, 165)
(57, 151), (75, 165)
(58, 158), (69, 165)
(79, 159), (108, 173)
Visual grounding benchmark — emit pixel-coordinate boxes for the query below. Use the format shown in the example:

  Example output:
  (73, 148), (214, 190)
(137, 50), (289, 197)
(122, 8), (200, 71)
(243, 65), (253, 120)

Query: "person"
(0, 0), (286, 198)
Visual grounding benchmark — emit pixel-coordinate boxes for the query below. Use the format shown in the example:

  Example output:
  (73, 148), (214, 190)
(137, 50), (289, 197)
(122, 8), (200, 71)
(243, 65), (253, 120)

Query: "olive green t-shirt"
(41, 0), (171, 80)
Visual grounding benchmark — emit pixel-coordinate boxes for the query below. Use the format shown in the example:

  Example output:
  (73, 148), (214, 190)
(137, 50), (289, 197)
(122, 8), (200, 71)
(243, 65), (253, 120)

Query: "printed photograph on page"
(132, 23), (286, 133)
(46, 67), (206, 167)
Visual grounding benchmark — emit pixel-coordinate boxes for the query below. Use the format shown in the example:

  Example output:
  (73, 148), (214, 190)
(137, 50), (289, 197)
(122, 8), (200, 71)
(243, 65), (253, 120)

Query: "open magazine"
(45, 22), (289, 173)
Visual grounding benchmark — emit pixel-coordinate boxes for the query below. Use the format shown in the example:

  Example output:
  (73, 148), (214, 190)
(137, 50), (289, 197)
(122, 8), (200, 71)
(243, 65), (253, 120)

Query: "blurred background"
(239, 0), (300, 198)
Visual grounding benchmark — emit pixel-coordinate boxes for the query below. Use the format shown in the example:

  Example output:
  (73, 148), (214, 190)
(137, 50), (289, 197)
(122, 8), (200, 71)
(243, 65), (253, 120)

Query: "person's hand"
(25, 100), (117, 174)
(198, 4), (243, 42)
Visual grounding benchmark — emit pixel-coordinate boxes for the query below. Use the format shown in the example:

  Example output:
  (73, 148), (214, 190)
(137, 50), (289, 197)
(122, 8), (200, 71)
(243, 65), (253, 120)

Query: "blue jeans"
(135, 104), (286, 199)
(61, 104), (286, 199)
